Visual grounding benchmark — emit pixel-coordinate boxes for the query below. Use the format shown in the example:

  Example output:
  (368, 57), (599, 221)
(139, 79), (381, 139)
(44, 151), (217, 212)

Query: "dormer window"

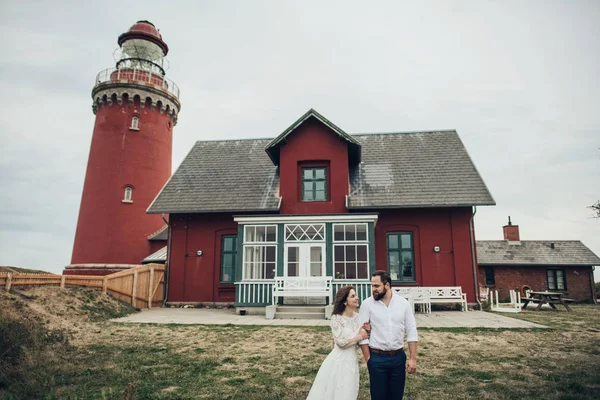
(130, 116), (139, 131)
(122, 186), (133, 203)
(302, 167), (327, 201)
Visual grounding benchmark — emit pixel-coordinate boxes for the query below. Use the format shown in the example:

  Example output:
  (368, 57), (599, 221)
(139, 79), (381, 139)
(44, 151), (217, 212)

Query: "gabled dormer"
(265, 109), (361, 214)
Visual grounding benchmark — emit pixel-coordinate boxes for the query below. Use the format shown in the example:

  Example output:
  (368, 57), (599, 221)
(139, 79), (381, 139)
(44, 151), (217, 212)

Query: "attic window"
(130, 116), (139, 131)
(302, 167), (327, 202)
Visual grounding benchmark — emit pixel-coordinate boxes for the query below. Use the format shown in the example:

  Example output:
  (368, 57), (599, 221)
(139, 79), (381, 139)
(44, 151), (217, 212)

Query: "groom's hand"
(406, 358), (417, 374)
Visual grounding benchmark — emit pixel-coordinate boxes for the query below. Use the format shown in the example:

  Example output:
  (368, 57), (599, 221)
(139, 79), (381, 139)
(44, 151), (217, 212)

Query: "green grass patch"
(2, 295), (600, 399)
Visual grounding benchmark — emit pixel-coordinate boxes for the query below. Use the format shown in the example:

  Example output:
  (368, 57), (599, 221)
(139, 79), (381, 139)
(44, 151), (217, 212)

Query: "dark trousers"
(367, 351), (407, 400)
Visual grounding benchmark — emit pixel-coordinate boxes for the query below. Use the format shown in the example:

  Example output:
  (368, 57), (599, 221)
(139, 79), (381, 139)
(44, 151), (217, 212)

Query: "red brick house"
(477, 220), (599, 302)
(147, 109), (496, 309)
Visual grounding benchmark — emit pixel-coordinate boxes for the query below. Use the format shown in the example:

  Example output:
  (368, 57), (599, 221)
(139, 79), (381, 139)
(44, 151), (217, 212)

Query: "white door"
(283, 243), (325, 304)
(284, 243), (325, 277)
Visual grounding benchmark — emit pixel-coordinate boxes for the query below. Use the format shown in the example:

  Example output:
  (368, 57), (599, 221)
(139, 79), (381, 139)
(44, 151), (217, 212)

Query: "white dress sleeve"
(330, 314), (357, 349)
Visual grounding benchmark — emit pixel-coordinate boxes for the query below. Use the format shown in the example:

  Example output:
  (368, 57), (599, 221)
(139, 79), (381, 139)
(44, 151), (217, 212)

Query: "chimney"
(503, 216), (520, 241)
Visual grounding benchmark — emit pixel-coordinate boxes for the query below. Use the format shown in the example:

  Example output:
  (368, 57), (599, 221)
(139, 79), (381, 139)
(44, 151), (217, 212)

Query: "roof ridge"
(189, 130), (460, 144)
(147, 224), (168, 239)
(477, 239), (584, 243)
(194, 137), (273, 143)
(351, 130), (457, 136)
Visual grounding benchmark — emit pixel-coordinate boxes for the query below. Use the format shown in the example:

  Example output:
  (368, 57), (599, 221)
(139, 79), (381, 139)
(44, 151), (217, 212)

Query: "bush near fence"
(0, 264), (165, 308)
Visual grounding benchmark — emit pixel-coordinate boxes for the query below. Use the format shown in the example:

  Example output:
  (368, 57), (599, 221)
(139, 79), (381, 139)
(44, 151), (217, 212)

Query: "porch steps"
(275, 305), (326, 320)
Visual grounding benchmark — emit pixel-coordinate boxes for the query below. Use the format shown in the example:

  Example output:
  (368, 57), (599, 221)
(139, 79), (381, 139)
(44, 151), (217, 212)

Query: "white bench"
(427, 287), (468, 311)
(393, 286), (468, 312)
(272, 277), (333, 305)
(393, 287), (431, 313)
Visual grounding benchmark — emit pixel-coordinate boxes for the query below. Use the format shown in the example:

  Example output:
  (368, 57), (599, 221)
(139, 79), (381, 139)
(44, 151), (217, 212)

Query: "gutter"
(591, 266), (597, 305)
(162, 213), (172, 307)
(469, 206), (482, 309)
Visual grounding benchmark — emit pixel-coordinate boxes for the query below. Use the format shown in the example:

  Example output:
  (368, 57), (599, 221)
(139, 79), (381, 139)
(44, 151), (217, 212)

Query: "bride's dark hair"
(332, 285), (355, 315)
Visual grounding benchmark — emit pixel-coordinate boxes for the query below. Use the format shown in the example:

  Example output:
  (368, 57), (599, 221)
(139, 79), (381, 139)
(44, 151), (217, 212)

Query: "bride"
(307, 285), (369, 400)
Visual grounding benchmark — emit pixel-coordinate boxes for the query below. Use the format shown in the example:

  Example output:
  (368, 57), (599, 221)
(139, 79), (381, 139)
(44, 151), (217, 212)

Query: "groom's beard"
(373, 288), (387, 301)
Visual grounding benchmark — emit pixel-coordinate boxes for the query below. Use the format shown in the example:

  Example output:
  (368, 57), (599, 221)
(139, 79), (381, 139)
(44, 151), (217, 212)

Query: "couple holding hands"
(307, 271), (419, 400)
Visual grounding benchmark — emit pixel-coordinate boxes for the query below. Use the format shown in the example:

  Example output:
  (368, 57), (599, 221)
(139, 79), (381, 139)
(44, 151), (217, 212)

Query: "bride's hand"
(359, 328), (368, 340)
(362, 322), (371, 334)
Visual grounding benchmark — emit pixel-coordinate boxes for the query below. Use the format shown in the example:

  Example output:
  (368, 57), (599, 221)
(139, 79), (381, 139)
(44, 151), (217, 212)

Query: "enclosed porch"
(233, 215), (379, 310)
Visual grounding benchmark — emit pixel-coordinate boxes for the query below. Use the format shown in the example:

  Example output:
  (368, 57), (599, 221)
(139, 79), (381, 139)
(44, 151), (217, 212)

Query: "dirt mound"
(0, 265), (52, 274)
(0, 286), (138, 345)
(0, 285), (139, 397)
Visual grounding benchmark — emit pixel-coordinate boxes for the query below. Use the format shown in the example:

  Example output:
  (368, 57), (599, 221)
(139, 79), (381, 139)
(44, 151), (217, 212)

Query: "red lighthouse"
(68, 21), (180, 274)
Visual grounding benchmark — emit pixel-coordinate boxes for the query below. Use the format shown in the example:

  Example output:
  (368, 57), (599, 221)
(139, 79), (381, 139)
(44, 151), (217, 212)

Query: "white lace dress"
(306, 313), (361, 400)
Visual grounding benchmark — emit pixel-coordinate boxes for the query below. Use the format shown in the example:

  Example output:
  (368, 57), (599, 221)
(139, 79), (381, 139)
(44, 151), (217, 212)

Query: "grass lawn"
(2, 288), (600, 399)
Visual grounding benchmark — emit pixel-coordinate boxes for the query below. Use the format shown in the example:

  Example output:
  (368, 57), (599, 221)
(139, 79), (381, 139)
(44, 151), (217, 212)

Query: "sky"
(1, 1), (598, 281)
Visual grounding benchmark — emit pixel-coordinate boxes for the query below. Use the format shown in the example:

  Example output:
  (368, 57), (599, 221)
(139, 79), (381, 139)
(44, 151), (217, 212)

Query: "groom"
(358, 270), (419, 399)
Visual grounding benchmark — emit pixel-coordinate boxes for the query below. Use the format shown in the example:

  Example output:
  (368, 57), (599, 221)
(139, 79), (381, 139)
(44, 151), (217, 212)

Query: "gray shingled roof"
(477, 240), (600, 266)
(347, 131), (494, 208)
(148, 139), (280, 214)
(148, 224), (168, 240)
(148, 126), (494, 214)
(142, 246), (167, 264)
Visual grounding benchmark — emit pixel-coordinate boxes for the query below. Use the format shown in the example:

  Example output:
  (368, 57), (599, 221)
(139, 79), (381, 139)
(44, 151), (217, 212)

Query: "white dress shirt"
(358, 292), (418, 350)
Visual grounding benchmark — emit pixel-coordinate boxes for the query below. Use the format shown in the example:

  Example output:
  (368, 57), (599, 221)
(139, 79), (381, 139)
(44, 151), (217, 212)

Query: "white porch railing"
(235, 278), (372, 306)
(332, 280), (371, 302)
(235, 280), (274, 305)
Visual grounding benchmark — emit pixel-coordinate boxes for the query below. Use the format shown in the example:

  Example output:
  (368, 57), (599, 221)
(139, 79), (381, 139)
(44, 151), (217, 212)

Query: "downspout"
(590, 266), (597, 305)
(469, 206), (482, 309)
(162, 214), (171, 307)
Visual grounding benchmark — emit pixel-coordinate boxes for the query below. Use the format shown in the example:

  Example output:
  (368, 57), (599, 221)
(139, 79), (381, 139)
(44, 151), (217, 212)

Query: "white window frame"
(284, 242), (326, 278)
(122, 186), (133, 203)
(285, 223), (325, 242)
(130, 116), (140, 131)
(332, 223), (369, 280)
(242, 225), (277, 280)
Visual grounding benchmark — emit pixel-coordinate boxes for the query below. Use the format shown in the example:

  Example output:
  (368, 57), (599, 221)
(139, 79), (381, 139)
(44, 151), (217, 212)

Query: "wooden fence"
(0, 264), (165, 309)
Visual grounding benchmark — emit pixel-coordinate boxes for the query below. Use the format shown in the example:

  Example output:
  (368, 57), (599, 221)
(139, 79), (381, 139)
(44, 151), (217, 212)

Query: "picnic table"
(521, 291), (573, 312)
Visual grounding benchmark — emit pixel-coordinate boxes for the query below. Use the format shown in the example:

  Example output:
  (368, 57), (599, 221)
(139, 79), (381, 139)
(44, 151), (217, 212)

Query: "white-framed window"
(242, 225), (277, 280)
(285, 224), (325, 242)
(122, 186), (133, 202)
(333, 223), (369, 279)
(387, 232), (415, 282)
(130, 116), (139, 130)
(547, 269), (566, 290)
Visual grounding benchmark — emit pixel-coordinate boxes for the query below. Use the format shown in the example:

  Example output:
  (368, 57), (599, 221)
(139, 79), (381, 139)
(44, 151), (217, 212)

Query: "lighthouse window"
(123, 187), (133, 203)
(130, 116), (139, 131)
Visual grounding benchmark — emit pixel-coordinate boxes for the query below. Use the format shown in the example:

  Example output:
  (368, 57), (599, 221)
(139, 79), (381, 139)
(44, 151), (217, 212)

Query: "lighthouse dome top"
(118, 20), (169, 55)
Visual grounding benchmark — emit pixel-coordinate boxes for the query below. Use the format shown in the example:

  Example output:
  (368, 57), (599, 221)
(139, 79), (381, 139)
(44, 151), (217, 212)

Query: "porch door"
(284, 243), (325, 278)
(284, 243), (326, 305)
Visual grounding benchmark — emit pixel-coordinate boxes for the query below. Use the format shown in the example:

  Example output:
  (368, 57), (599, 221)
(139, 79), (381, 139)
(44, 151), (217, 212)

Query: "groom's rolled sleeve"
(405, 305), (419, 342)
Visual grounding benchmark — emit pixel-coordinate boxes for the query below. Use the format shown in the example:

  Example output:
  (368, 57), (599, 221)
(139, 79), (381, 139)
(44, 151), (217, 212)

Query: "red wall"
(373, 207), (477, 303)
(478, 265), (595, 302)
(71, 97), (173, 265)
(167, 213), (238, 303)
(279, 119), (349, 214)
(164, 119), (480, 304)
(149, 240), (167, 254)
(167, 207), (479, 304)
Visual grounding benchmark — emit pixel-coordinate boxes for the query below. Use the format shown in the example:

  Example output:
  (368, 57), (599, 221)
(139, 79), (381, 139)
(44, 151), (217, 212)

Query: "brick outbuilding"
(477, 220), (599, 302)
